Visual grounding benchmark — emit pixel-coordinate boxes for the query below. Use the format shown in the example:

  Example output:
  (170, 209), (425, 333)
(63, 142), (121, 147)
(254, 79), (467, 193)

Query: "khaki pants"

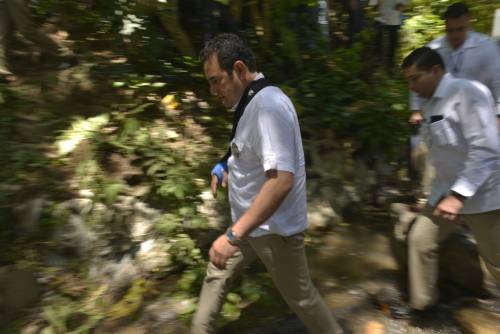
(408, 207), (500, 310)
(409, 139), (435, 199)
(191, 233), (342, 334)
(0, 0), (61, 70)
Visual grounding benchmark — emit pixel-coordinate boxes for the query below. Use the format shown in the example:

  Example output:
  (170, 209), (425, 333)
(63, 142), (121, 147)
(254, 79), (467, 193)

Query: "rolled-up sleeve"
(255, 99), (296, 174)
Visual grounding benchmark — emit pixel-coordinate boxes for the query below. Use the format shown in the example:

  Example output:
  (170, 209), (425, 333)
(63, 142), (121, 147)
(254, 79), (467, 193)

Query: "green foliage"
(170, 233), (203, 267)
(290, 40), (410, 160)
(41, 298), (102, 334)
(107, 279), (146, 320)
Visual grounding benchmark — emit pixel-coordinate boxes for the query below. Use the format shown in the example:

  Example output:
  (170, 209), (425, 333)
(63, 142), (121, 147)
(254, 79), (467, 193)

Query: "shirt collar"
(432, 73), (454, 99)
(446, 31), (478, 51)
(231, 72), (265, 110)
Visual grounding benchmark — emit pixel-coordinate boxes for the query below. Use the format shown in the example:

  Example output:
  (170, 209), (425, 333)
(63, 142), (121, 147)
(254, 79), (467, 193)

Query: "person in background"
(0, 0), (77, 79)
(370, 0), (409, 69)
(396, 46), (500, 320)
(409, 2), (500, 127)
(347, 0), (367, 44)
(190, 33), (344, 334)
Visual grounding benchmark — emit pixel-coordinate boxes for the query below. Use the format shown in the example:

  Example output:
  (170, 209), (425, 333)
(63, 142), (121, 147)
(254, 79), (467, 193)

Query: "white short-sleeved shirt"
(422, 74), (500, 214)
(228, 74), (308, 237)
(370, 0), (409, 26)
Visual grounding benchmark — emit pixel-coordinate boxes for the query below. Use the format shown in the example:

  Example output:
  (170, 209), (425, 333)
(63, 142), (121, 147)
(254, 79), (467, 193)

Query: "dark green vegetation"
(0, 0), (496, 332)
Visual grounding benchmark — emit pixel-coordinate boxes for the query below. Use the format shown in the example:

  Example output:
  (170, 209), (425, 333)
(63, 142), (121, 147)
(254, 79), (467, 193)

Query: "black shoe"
(389, 304), (440, 320)
(389, 304), (413, 319)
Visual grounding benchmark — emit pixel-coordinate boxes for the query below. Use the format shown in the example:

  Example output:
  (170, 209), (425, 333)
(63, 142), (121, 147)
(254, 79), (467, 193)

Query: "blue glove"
(211, 161), (228, 185)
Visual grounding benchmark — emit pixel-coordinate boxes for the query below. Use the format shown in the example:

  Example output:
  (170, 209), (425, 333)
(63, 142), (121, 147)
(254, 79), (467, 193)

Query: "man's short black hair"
(200, 33), (257, 74)
(443, 3), (470, 20)
(401, 47), (445, 71)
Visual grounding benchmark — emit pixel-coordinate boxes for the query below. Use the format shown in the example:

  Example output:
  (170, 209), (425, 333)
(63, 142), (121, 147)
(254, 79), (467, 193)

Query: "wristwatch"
(226, 228), (242, 246)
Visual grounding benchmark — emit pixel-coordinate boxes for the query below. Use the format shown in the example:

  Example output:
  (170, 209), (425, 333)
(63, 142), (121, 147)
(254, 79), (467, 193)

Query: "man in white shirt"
(398, 46), (500, 318)
(409, 3), (500, 125)
(408, 3), (500, 206)
(370, 0), (409, 69)
(190, 34), (343, 334)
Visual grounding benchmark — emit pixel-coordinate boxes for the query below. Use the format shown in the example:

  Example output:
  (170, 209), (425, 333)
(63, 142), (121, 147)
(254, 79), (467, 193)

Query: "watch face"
(226, 229), (239, 245)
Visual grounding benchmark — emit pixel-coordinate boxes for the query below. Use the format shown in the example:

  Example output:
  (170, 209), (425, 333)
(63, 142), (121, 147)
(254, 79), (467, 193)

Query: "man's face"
(404, 64), (441, 99)
(203, 54), (245, 108)
(445, 15), (470, 49)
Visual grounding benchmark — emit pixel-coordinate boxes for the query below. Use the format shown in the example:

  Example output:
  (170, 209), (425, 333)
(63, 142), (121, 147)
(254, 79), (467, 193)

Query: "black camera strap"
(220, 77), (273, 163)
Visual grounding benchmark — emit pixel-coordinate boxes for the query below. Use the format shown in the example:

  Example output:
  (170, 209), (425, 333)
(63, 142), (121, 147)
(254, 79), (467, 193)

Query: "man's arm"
(232, 169), (293, 238)
(209, 170), (293, 269)
(483, 40), (500, 117)
(434, 85), (500, 220)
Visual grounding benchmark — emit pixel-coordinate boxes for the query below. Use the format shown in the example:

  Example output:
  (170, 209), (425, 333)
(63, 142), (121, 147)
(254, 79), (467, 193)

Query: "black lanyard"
(220, 77), (273, 163)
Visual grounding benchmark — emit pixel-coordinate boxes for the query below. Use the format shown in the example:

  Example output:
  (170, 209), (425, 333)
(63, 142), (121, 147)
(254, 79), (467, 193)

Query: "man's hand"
(211, 162), (228, 198)
(409, 110), (424, 125)
(209, 234), (239, 269)
(433, 195), (464, 221)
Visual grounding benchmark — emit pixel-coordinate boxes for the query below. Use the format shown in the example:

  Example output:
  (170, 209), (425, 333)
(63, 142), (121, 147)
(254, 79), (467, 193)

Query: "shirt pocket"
(231, 137), (254, 162)
(428, 118), (458, 148)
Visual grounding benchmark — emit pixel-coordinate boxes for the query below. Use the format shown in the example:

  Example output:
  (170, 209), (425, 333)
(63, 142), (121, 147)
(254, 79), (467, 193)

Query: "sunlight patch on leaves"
(55, 114), (109, 156)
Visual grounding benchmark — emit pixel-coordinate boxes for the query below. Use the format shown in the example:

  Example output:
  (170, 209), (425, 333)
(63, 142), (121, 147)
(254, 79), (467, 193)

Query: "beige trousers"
(408, 207), (500, 310)
(191, 233), (342, 334)
(410, 140), (435, 198)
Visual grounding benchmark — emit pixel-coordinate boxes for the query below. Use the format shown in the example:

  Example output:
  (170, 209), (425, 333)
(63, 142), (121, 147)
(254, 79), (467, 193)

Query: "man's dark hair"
(401, 47), (445, 72)
(200, 33), (257, 75)
(443, 3), (470, 20)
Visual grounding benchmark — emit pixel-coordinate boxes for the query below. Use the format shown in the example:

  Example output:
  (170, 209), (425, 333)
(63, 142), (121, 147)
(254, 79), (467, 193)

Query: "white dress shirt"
(422, 73), (500, 214)
(411, 32), (500, 115)
(370, 0), (409, 26)
(228, 74), (308, 237)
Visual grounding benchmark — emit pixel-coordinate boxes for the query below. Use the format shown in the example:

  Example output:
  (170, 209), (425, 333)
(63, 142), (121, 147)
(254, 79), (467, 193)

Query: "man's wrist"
(226, 228), (242, 246)
(450, 191), (468, 203)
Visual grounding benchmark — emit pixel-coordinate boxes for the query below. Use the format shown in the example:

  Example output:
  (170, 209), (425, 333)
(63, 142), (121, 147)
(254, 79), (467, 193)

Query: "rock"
(0, 267), (41, 327)
(197, 190), (225, 229)
(454, 306), (500, 334)
(134, 201), (161, 221)
(13, 197), (45, 235)
(308, 199), (340, 230)
(130, 216), (154, 242)
(53, 214), (97, 256)
(55, 198), (93, 216)
(78, 189), (95, 198)
(171, 298), (197, 315)
(141, 298), (188, 334)
(89, 255), (141, 297)
(142, 298), (177, 323)
(137, 238), (172, 272)
(90, 202), (114, 224)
